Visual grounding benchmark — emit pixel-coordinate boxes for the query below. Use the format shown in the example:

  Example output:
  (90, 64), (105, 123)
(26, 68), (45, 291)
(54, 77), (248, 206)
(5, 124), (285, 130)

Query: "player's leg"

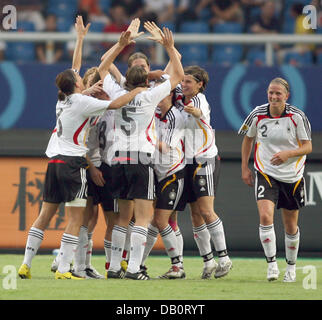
(19, 201), (59, 279)
(103, 209), (117, 277)
(197, 196), (232, 278)
(154, 209), (185, 279)
(190, 201), (218, 279)
(169, 211), (184, 266)
(257, 199), (279, 281)
(282, 208), (300, 282)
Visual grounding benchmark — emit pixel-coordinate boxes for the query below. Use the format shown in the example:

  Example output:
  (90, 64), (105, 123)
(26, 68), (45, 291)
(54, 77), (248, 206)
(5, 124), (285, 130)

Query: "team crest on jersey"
(241, 124), (249, 132)
(169, 191), (177, 200)
(198, 177), (206, 187)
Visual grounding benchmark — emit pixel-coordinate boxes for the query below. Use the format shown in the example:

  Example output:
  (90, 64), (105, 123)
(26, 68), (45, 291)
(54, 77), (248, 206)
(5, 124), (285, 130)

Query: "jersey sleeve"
(86, 125), (101, 167)
(103, 74), (125, 100)
(238, 113), (258, 137)
(80, 95), (112, 117)
(144, 80), (172, 105)
(294, 112), (312, 141)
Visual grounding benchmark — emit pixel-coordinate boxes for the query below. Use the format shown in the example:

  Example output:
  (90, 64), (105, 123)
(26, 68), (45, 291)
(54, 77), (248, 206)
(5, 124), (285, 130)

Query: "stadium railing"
(1, 32), (322, 65)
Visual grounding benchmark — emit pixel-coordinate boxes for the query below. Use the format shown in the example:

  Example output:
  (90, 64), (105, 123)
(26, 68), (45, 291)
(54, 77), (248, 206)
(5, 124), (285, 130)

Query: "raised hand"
(160, 27), (174, 49)
(118, 30), (136, 47)
(144, 21), (164, 44)
(75, 15), (91, 38)
(127, 18), (144, 41)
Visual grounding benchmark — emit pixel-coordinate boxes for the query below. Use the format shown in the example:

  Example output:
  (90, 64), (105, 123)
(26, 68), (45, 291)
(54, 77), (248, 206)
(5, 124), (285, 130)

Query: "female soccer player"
(239, 77), (312, 282)
(175, 65), (232, 279)
(17, 32), (147, 280)
(101, 27), (184, 280)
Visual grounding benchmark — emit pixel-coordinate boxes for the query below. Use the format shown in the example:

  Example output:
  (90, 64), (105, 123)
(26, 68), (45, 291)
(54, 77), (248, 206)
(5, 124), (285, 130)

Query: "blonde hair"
(269, 77), (290, 93)
(83, 67), (101, 88)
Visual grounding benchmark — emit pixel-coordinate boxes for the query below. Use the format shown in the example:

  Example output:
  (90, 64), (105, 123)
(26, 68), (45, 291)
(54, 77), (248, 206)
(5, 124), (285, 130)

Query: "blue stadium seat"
(47, 2), (76, 19)
(160, 22), (175, 32)
(282, 17), (295, 34)
(284, 51), (313, 66)
(89, 21), (106, 32)
(17, 21), (35, 32)
(99, 0), (111, 12)
(56, 17), (73, 32)
(247, 49), (266, 66)
(213, 22), (242, 34)
(6, 43), (35, 62)
(181, 44), (208, 64)
(180, 21), (209, 33)
(212, 45), (242, 66)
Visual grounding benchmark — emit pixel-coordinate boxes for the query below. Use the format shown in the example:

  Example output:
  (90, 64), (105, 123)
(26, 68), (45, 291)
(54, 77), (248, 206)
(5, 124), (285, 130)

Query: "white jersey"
(175, 84), (218, 160)
(238, 103), (311, 183)
(46, 93), (111, 158)
(103, 74), (172, 156)
(154, 106), (185, 181)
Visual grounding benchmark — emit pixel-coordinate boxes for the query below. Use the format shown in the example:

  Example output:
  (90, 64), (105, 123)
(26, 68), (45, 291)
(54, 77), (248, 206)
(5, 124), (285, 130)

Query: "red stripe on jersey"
(256, 115), (270, 126)
(180, 139), (185, 153)
(175, 95), (182, 101)
(166, 156), (184, 175)
(285, 113), (297, 127)
(155, 113), (167, 123)
(146, 117), (155, 146)
(48, 159), (66, 164)
(73, 118), (89, 145)
(52, 128), (57, 133)
(91, 116), (100, 126)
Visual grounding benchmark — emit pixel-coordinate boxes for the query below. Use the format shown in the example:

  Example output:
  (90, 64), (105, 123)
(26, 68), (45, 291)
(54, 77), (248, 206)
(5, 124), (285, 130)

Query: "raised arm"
(109, 87), (147, 109)
(72, 15), (91, 72)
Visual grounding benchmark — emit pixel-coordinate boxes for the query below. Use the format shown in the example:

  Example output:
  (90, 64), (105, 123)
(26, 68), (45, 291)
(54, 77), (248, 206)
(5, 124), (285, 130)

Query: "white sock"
(192, 224), (214, 266)
(85, 239), (93, 269)
(123, 220), (134, 260)
(104, 239), (111, 262)
(160, 225), (181, 267)
(141, 224), (158, 266)
(285, 227), (300, 267)
(57, 233), (78, 274)
(207, 218), (229, 263)
(74, 226), (88, 272)
(127, 226), (148, 274)
(175, 228), (184, 264)
(109, 225), (127, 272)
(22, 227), (44, 268)
(259, 224), (277, 263)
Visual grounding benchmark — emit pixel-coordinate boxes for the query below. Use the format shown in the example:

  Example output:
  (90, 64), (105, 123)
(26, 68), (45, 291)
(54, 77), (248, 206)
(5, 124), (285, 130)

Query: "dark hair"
(55, 69), (77, 101)
(184, 65), (209, 93)
(124, 65), (148, 91)
(128, 52), (150, 68)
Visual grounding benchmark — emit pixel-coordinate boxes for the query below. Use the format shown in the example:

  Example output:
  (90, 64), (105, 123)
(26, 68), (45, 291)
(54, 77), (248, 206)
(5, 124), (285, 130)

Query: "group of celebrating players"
(18, 16), (312, 283)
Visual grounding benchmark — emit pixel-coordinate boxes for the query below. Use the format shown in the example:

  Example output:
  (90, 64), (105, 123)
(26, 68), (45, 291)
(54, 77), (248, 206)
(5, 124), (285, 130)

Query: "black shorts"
(185, 156), (220, 203)
(155, 169), (187, 211)
(255, 170), (306, 210)
(111, 152), (154, 200)
(43, 155), (88, 204)
(87, 163), (118, 212)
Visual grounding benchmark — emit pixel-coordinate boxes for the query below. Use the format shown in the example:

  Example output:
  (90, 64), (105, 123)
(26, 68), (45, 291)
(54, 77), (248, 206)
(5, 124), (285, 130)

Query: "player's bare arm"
(72, 15), (91, 72)
(109, 87), (147, 109)
(241, 135), (255, 187)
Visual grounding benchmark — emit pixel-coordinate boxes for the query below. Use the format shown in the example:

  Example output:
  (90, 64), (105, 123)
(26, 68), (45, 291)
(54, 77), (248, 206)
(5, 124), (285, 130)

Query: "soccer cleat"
(107, 269), (125, 279)
(139, 265), (148, 277)
(85, 267), (104, 279)
(18, 264), (31, 279)
(55, 270), (85, 280)
(215, 258), (233, 278)
(201, 261), (218, 279)
(158, 266), (186, 279)
(50, 257), (59, 273)
(124, 270), (150, 280)
(267, 264), (280, 281)
(121, 260), (128, 272)
(283, 269), (296, 283)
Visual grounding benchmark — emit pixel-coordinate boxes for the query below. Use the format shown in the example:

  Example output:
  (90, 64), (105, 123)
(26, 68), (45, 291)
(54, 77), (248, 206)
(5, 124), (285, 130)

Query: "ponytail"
(58, 90), (66, 101)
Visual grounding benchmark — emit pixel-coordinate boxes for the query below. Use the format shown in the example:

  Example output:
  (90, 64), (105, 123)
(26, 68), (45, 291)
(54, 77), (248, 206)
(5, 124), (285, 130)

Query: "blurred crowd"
(0, 0), (322, 66)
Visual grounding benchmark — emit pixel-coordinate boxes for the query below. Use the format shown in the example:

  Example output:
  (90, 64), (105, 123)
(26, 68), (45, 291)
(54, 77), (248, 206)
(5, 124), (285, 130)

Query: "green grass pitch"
(0, 254), (321, 300)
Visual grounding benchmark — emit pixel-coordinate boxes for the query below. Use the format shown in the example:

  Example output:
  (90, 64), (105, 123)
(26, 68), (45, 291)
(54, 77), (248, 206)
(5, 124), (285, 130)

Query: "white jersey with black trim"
(154, 106), (185, 182)
(238, 103), (312, 183)
(175, 84), (218, 159)
(46, 93), (111, 158)
(103, 74), (172, 156)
